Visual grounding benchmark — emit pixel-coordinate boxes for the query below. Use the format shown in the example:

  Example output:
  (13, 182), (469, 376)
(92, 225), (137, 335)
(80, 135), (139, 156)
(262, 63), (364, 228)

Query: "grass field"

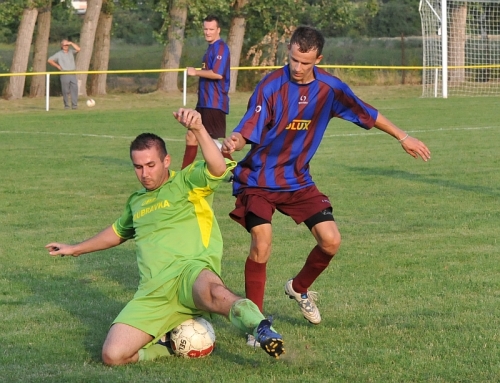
(1, 87), (499, 382)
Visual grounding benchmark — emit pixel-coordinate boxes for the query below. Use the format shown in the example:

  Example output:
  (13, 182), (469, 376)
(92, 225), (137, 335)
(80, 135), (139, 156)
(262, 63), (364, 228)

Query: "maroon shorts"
(229, 185), (333, 230)
(196, 107), (226, 139)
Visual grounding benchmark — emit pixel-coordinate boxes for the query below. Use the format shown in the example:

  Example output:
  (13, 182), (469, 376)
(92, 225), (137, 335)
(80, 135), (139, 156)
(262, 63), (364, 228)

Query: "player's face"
(288, 43), (323, 84)
(203, 20), (220, 44)
(131, 147), (171, 191)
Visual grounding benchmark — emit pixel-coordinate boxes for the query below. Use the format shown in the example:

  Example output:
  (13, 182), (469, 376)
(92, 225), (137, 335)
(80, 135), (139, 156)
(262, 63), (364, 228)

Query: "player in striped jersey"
(222, 26), (431, 335)
(182, 15), (233, 169)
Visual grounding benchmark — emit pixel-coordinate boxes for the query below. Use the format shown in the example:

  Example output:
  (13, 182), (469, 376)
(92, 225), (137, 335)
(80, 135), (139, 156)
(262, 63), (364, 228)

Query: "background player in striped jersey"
(222, 26), (431, 344)
(182, 15), (233, 169)
(45, 109), (284, 363)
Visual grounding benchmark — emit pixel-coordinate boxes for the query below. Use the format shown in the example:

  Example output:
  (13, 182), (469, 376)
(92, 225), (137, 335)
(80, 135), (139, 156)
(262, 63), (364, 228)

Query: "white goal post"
(419, 0), (500, 97)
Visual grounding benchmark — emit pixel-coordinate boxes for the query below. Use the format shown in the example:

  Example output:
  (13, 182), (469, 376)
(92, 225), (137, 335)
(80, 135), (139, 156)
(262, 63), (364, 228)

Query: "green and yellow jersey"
(111, 160), (235, 338)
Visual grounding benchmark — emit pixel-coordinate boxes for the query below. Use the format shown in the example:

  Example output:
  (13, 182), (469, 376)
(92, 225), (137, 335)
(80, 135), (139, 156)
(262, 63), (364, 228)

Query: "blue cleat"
(254, 318), (285, 358)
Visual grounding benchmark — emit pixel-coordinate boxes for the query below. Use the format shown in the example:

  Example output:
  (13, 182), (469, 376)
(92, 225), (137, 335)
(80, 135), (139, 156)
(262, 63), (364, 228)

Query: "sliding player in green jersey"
(45, 108), (284, 365)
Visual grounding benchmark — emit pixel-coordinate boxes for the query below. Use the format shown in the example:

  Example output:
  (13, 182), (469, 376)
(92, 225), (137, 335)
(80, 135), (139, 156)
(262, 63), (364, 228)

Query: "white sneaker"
(246, 334), (261, 348)
(284, 279), (321, 324)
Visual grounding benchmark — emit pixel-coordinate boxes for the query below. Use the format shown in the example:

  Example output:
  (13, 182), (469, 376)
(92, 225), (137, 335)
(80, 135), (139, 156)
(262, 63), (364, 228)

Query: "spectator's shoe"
(156, 332), (174, 355)
(284, 279), (321, 324)
(254, 317), (284, 358)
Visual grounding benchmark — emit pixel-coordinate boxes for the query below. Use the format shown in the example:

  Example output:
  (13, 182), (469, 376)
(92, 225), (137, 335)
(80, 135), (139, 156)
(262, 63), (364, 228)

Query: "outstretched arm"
(45, 225), (125, 257)
(173, 108), (226, 177)
(374, 113), (431, 162)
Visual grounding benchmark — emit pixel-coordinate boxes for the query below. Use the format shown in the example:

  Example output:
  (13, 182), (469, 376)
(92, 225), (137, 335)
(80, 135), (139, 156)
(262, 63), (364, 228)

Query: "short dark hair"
(130, 133), (167, 159)
(204, 15), (220, 27)
(289, 26), (325, 57)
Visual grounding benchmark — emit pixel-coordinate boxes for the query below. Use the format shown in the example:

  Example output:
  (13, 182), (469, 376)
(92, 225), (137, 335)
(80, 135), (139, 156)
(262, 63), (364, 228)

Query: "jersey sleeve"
(233, 82), (273, 145)
(184, 159), (236, 188)
(112, 196), (135, 240)
(330, 79), (378, 129)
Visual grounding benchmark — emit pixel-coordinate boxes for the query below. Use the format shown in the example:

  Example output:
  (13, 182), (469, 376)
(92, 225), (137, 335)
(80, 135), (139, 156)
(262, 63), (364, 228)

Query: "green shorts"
(113, 261), (214, 347)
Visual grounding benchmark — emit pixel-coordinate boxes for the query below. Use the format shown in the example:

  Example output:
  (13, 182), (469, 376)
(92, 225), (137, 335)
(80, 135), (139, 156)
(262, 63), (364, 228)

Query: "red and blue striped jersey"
(197, 39), (231, 114)
(232, 65), (379, 193)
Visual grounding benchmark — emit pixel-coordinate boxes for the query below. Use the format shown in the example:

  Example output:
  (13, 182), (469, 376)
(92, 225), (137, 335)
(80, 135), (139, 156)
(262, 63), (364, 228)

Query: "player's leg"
(192, 269), (284, 358)
(182, 129), (198, 169)
(101, 323), (153, 365)
(280, 187), (340, 324)
(246, 219), (273, 312)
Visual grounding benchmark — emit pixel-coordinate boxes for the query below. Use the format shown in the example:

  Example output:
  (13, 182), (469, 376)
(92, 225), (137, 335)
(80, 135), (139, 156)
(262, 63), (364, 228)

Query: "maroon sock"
(245, 258), (267, 313)
(181, 145), (198, 169)
(292, 246), (334, 293)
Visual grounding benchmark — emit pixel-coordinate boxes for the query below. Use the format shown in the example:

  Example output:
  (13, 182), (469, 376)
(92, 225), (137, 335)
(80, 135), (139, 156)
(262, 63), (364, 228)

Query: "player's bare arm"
(45, 226), (125, 257)
(186, 67), (223, 80)
(373, 113), (431, 162)
(173, 108), (226, 176)
(222, 132), (246, 154)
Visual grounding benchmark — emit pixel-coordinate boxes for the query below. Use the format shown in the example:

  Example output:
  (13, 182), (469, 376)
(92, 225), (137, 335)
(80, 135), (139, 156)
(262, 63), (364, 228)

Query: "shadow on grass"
(343, 165), (500, 198)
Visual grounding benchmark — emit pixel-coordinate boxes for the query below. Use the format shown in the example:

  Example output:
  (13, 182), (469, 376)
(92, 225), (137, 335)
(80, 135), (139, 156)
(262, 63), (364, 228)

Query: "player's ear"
(163, 154), (171, 169)
(315, 54), (323, 65)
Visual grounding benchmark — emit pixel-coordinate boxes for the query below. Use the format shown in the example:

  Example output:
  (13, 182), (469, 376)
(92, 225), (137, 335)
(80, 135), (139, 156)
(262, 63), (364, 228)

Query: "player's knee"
(102, 345), (125, 366)
(317, 231), (341, 256)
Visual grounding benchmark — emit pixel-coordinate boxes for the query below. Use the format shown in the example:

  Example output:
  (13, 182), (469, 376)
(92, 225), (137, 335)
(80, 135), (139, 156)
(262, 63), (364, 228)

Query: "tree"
(449, 2), (467, 84)
(227, 0), (248, 94)
(30, 0), (51, 98)
(3, 1), (38, 100)
(157, 0), (188, 92)
(75, 0), (103, 97)
(89, 0), (114, 95)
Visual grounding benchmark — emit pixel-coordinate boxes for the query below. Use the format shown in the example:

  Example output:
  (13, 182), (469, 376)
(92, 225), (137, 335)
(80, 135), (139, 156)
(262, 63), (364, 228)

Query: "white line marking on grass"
(324, 125), (498, 138)
(0, 130), (184, 142)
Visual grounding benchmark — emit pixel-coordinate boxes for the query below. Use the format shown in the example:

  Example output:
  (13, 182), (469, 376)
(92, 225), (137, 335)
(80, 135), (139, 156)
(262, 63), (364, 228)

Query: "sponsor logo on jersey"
(299, 95), (308, 105)
(285, 119), (311, 131)
(217, 55), (222, 60)
(134, 199), (170, 220)
(255, 105), (262, 113)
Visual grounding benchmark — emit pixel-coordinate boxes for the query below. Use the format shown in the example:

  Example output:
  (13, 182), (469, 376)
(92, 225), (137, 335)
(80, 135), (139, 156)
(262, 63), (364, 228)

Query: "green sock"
(229, 298), (265, 334)
(138, 344), (172, 361)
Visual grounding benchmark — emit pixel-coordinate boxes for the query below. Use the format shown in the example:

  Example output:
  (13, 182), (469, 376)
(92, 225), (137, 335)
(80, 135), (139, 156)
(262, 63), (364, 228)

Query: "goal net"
(419, 0), (500, 97)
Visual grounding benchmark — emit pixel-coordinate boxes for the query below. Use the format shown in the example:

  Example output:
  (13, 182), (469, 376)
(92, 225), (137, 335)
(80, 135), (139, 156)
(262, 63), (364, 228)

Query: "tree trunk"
(76, 0), (103, 97)
(227, 0), (248, 94)
(3, 7), (38, 100)
(30, 4), (51, 98)
(157, 1), (187, 93)
(89, 11), (113, 95)
(448, 3), (467, 85)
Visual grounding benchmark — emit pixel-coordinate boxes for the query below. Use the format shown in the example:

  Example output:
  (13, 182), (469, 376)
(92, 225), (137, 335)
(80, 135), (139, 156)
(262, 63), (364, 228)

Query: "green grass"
(1, 88), (499, 382)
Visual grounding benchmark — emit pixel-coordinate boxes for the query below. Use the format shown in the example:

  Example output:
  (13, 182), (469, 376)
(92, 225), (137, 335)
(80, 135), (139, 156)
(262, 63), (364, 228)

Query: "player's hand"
(401, 136), (431, 161)
(222, 134), (239, 154)
(186, 67), (196, 76)
(173, 108), (203, 132)
(45, 243), (77, 257)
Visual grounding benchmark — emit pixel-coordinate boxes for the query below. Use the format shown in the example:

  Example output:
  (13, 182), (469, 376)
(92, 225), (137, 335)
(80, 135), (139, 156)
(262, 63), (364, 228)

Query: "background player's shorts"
(196, 107), (226, 139)
(229, 185), (333, 230)
(112, 261), (214, 348)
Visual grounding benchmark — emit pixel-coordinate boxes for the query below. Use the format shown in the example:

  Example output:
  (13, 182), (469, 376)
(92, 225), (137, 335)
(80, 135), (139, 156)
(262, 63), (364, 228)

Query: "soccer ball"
(86, 99), (96, 107)
(169, 317), (216, 358)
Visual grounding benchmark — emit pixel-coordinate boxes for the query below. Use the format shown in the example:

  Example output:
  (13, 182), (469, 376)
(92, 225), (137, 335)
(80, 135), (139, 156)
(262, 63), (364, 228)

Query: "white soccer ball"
(169, 317), (216, 358)
(86, 99), (96, 107)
